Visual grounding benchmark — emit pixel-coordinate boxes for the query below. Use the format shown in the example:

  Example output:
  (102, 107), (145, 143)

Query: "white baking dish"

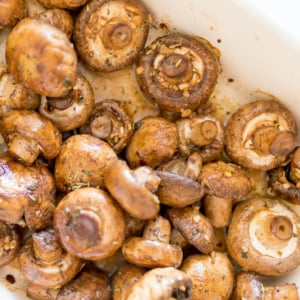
(1, 0), (300, 298)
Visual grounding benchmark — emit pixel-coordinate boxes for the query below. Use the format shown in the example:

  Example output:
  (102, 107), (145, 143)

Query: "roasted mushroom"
(225, 99), (298, 170)
(80, 99), (133, 153)
(54, 187), (126, 260)
(19, 229), (83, 289)
(0, 0), (26, 29)
(125, 117), (179, 168)
(180, 252), (235, 299)
(227, 197), (300, 276)
(0, 110), (62, 165)
(74, 0), (149, 72)
(0, 64), (40, 118)
(6, 18), (77, 97)
(136, 33), (220, 114)
(0, 154), (56, 230)
(54, 134), (117, 192)
(104, 159), (161, 220)
(176, 114), (225, 162)
(35, 0), (88, 9)
(39, 74), (95, 132)
(122, 215), (183, 268)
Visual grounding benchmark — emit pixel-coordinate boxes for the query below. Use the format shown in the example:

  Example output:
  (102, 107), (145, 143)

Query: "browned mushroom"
(53, 187), (126, 260)
(225, 99), (298, 170)
(104, 159), (161, 220)
(39, 74), (95, 132)
(126, 267), (192, 300)
(27, 282), (59, 300)
(25, 0), (47, 18)
(227, 197), (300, 277)
(19, 229), (83, 289)
(180, 252), (235, 299)
(74, 0), (149, 72)
(199, 160), (253, 228)
(0, 154), (56, 230)
(0, 0), (26, 29)
(80, 99), (133, 153)
(125, 117), (179, 168)
(176, 114), (225, 162)
(136, 33), (220, 114)
(54, 134), (117, 192)
(0, 110), (62, 165)
(35, 0), (88, 9)
(167, 205), (216, 254)
(124, 213), (146, 238)
(5, 18), (77, 97)
(122, 215), (183, 268)
(0, 64), (40, 118)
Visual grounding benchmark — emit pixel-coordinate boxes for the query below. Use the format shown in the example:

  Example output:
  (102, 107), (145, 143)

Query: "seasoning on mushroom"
(126, 267), (192, 300)
(225, 99), (298, 170)
(74, 0), (150, 72)
(180, 252), (235, 299)
(19, 229), (83, 289)
(5, 18), (77, 97)
(104, 159), (161, 220)
(125, 117), (179, 168)
(135, 32), (220, 115)
(0, 0), (26, 29)
(54, 134), (117, 193)
(227, 197), (300, 276)
(0, 110), (62, 165)
(122, 215), (183, 268)
(176, 114), (225, 162)
(80, 99), (133, 153)
(53, 187), (126, 260)
(39, 74), (95, 132)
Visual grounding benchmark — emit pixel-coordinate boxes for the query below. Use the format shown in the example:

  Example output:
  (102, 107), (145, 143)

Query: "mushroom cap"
(74, 0), (149, 72)
(227, 197), (300, 276)
(225, 99), (298, 170)
(53, 187), (126, 260)
(35, 0), (88, 9)
(0, 0), (25, 28)
(5, 18), (77, 97)
(180, 252), (235, 300)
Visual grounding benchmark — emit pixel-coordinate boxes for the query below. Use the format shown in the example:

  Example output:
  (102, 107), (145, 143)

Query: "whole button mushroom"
(125, 117), (179, 168)
(74, 0), (149, 72)
(227, 198), (300, 277)
(0, 0), (26, 29)
(39, 74), (95, 132)
(104, 159), (161, 220)
(53, 187), (126, 260)
(19, 229), (83, 289)
(54, 134), (117, 192)
(126, 267), (192, 300)
(225, 99), (298, 170)
(122, 215), (183, 268)
(6, 18), (77, 97)
(136, 33), (220, 114)
(0, 110), (62, 165)
(180, 252), (235, 300)
(199, 160), (253, 228)
(0, 154), (56, 230)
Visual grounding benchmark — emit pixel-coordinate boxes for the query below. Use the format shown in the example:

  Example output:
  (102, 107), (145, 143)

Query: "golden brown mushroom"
(74, 0), (149, 72)
(104, 159), (161, 220)
(39, 74), (95, 132)
(227, 198), (300, 277)
(136, 33), (220, 114)
(35, 0), (88, 9)
(53, 187), (126, 260)
(54, 134), (117, 192)
(19, 229), (83, 289)
(0, 0), (26, 29)
(180, 252), (235, 299)
(225, 99), (298, 170)
(0, 110), (62, 165)
(125, 117), (179, 168)
(122, 215), (183, 268)
(6, 18), (77, 97)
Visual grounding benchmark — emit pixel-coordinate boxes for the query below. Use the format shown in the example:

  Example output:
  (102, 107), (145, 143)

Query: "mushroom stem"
(90, 115), (113, 140)
(143, 216), (171, 244)
(190, 119), (218, 147)
(46, 92), (74, 110)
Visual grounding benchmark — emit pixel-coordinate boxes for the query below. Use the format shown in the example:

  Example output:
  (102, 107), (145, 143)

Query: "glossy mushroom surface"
(0, 0), (25, 29)
(136, 33), (220, 113)
(35, 0), (88, 9)
(53, 187), (126, 260)
(74, 0), (149, 72)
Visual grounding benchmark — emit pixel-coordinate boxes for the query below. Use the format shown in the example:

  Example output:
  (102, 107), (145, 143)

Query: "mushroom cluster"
(0, 0), (300, 299)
